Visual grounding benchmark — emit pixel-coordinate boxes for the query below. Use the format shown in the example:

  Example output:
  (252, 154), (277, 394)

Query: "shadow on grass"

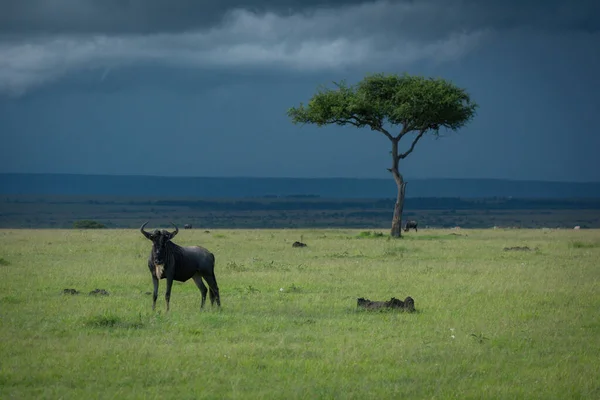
(402, 234), (464, 241)
(84, 312), (145, 329)
(351, 305), (421, 315)
(356, 232), (465, 241)
(569, 241), (600, 249)
(1, 295), (21, 304)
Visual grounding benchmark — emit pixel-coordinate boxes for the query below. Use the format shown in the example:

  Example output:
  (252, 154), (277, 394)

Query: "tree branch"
(395, 123), (411, 140)
(399, 129), (427, 159)
(332, 119), (360, 127)
(377, 126), (394, 141)
(354, 115), (393, 140)
(332, 115), (394, 141)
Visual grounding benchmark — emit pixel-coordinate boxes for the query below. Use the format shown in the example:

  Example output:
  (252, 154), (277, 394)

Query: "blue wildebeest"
(140, 221), (220, 312)
(404, 220), (418, 232)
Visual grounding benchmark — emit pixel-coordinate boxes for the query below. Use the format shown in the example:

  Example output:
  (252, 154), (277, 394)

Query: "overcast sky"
(1, 0), (599, 181)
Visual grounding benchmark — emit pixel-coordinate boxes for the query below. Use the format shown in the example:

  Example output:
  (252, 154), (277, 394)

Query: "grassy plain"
(1, 228), (599, 399)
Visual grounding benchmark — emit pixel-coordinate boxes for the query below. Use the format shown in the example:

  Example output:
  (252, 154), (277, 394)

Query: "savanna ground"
(1, 228), (599, 399)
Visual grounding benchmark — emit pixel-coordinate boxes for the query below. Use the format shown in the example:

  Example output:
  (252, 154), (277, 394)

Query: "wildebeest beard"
(155, 263), (165, 279)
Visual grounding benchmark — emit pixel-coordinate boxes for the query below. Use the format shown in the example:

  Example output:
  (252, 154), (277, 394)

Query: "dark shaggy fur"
(357, 296), (415, 312)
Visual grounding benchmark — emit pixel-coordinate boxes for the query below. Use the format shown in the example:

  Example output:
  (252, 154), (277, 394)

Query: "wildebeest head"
(140, 221), (179, 265)
(403, 296), (415, 312)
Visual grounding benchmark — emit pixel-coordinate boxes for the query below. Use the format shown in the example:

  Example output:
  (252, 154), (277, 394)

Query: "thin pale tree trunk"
(390, 169), (406, 237)
(389, 139), (405, 238)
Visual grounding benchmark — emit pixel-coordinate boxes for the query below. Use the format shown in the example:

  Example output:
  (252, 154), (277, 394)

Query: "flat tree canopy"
(288, 73), (478, 236)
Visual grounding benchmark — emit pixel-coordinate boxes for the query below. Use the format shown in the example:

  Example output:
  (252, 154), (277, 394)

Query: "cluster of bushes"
(73, 220), (106, 229)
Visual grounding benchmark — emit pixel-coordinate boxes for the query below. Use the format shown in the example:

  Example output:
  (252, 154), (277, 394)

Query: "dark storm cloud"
(1, 0), (598, 35)
(1, 0), (598, 95)
(1, 0), (368, 34)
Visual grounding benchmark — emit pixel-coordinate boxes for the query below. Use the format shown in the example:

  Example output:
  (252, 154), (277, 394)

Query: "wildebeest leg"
(203, 275), (221, 307)
(192, 273), (208, 308)
(165, 277), (174, 312)
(152, 276), (159, 311)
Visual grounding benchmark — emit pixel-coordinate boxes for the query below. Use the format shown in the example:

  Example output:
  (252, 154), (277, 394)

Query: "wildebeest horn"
(140, 221), (152, 239)
(170, 222), (179, 238)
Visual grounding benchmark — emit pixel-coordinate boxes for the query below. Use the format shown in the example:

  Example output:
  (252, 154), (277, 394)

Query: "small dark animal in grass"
(292, 241), (307, 248)
(404, 220), (418, 232)
(503, 246), (531, 251)
(357, 296), (415, 312)
(184, 224), (193, 229)
(63, 288), (79, 295)
(141, 221), (220, 312)
(357, 298), (387, 309)
(394, 296), (415, 312)
(89, 288), (109, 296)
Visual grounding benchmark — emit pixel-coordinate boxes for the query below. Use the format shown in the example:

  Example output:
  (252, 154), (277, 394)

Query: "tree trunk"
(390, 169), (406, 237)
(389, 139), (405, 238)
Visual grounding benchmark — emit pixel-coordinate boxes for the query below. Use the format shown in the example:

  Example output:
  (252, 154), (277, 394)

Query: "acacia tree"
(287, 73), (478, 237)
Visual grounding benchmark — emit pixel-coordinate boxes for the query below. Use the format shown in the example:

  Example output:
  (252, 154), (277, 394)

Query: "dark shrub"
(73, 220), (106, 229)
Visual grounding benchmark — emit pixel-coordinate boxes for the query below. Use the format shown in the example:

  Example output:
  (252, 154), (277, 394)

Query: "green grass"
(1, 228), (599, 399)
(569, 240), (600, 249)
(357, 230), (386, 238)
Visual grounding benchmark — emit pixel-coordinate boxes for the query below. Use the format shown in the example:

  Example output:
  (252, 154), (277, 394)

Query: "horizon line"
(1, 172), (599, 185)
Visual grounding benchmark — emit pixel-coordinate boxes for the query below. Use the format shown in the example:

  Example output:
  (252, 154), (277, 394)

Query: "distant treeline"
(145, 197), (600, 211)
(2, 194), (599, 229)
(5, 196), (600, 211)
